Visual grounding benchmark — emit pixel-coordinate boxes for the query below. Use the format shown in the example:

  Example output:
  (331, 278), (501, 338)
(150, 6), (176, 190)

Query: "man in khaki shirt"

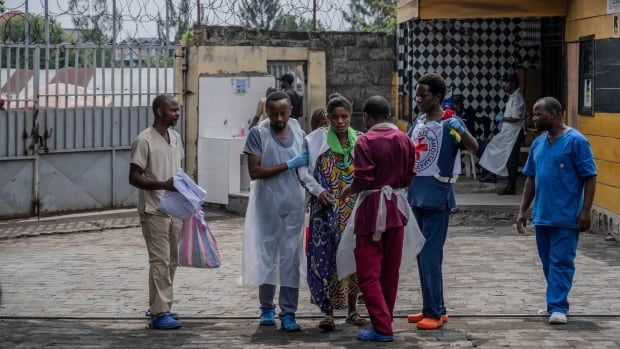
(129, 95), (184, 330)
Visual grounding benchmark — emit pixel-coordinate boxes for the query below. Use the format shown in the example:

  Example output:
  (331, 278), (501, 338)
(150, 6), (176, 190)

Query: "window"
(578, 35), (594, 116)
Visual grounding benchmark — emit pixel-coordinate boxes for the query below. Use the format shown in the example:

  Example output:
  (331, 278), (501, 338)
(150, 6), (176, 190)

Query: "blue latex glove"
(445, 118), (465, 134)
(494, 113), (504, 122)
(286, 151), (309, 169)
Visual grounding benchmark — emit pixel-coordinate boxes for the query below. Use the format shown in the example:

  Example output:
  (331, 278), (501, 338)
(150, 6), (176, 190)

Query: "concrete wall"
(193, 26), (395, 122)
(180, 26), (395, 178)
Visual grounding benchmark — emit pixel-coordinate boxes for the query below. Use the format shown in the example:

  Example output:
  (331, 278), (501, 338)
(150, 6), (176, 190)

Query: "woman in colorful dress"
(298, 96), (366, 331)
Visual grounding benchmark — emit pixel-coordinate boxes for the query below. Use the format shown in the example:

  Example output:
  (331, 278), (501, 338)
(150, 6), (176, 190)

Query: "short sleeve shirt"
(131, 127), (184, 215)
(504, 89), (526, 120)
(523, 128), (597, 228)
(407, 117), (468, 210)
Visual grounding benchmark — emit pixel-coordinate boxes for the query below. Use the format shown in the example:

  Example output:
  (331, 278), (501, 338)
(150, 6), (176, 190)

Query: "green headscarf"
(327, 127), (358, 167)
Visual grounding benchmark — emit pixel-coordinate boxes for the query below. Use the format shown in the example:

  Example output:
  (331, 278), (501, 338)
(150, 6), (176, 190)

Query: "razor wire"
(2, 0), (359, 44)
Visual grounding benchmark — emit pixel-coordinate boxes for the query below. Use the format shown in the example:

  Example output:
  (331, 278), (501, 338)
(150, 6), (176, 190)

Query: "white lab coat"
(479, 89), (526, 176)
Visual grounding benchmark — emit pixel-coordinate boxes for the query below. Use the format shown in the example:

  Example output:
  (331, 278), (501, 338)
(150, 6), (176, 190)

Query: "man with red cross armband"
(407, 73), (478, 330)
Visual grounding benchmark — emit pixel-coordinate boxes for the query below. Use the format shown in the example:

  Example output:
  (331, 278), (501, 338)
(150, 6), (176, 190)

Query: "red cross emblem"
(414, 137), (428, 160)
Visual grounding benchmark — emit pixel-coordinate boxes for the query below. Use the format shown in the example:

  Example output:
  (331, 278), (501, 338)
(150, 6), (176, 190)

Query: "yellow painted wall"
(578, 114), (620, 214)
(180, 45), (326, 179)
(415, 0), (567, 20)
(565, 0), (620, 214)
(566, 0), (614, 41)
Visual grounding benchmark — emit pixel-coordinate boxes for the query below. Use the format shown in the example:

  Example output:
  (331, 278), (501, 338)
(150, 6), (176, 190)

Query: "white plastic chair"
(461, 150), (477, 179)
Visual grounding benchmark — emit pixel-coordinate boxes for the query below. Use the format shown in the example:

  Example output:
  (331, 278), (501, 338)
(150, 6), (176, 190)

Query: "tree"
(156, 0), (176, 44)
(343, 0), (396, 33)
(237, 0), (282, 30)
(68, 0), (121, 44)
(0, 14), (87, 68)
(0, 13), (68, 44)
(176, 0), (192, 42)
(273, 14), (325, 31)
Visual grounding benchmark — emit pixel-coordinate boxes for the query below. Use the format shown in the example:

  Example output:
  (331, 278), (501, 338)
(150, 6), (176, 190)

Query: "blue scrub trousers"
(535, 225), (579, 314)
(412, 207), (450, 318)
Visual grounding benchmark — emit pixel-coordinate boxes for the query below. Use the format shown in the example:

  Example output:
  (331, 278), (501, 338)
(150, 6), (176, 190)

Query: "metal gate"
(0, 44), (181, 219)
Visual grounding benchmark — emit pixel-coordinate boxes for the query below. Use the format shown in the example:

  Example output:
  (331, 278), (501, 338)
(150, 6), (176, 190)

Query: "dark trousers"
(354, 227), (404, 336)
(413, 207), (450, 318)
(535, 226), (579, 314)
(259, 284), (299, 316)
(506, 130), (525, 183)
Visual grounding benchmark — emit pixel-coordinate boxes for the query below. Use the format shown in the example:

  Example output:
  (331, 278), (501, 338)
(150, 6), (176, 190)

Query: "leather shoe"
(497, 185), (516, 195)
(478, 174), (497, 183)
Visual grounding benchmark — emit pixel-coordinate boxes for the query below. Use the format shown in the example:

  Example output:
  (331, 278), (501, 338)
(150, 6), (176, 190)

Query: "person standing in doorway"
(129, 95), (184, 330)
(241, 91), (309, 332)
(479, 73), (526, 195)
(517, 97), (596, 325)
(279, 73), (303, 120)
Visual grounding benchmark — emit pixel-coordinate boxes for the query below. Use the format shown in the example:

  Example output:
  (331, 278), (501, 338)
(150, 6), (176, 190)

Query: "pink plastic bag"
(178, 209), (221, 268)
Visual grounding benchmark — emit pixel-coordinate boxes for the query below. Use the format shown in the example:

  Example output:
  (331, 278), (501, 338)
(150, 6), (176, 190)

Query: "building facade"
(397, 0), (620, 239)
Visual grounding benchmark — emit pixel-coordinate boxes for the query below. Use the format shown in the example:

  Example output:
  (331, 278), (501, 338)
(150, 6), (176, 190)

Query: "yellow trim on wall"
(595, 159), (620, 189)
(594, 183), (620, 214)
(567, 0), (608, 21)
(580, 113), (620, 139)
(588, 135), (620, 164)
(416, 0), (567, 19)
(565, 15), (615, 41)
(398, 0), (419, 23)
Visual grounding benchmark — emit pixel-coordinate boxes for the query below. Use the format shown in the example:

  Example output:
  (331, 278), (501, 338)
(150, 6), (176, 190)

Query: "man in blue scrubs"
(517, 97), (597, 325)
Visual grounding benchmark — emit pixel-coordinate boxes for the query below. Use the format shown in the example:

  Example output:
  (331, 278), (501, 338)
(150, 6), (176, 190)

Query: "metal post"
(197, 0), (201, 25)
(44, 0), (50, 152)
(312, 0), (317, 31)
(24, 0), (29, 44)
(112, 0), (117, 45)
(165, 0), (170, 45)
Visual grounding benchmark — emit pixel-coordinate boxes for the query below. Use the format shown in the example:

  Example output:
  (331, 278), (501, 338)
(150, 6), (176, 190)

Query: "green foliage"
(273, 14), (325, 31)
(180, 30), (194, 42)
(68, 0), (121, 43)
(343, 0), (396, 33)
(0, 13), (70, 44)
(237, 0), (282, 30)
(176, 0), (192, 41)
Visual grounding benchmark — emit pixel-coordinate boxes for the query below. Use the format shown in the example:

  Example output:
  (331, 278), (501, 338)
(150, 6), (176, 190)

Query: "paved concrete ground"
(1, 208), (619, 348)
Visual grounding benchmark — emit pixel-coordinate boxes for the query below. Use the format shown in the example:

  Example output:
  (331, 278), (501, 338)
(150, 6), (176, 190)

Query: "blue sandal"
(357, 327), (393, 342)
(259, 308), (276, 326)
(280, 313), (301, 332)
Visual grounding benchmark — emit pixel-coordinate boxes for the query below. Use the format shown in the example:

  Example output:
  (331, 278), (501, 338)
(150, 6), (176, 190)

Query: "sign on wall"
(608, 0), (620, 14)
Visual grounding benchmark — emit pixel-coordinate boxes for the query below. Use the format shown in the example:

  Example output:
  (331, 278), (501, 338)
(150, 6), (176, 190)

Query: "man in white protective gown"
(478, 72), (526, 195)
(241, 90), (309, 332)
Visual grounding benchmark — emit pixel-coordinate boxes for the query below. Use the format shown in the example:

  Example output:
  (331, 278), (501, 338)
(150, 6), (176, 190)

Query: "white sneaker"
(549, 312), (567, 324)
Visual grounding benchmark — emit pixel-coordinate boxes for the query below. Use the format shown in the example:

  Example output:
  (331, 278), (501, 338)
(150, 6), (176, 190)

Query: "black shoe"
(497, 185), (516, 195)
(479, 174), (497, 183)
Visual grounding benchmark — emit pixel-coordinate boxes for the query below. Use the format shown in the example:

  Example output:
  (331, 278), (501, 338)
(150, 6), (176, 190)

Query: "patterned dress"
(307, 149), (360, 313)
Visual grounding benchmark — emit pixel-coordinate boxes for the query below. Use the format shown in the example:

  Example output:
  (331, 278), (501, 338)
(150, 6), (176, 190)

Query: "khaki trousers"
(140, 213), (182, 317)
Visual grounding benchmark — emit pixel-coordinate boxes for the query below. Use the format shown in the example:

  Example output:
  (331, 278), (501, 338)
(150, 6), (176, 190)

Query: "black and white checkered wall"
(398, 18), (541, 141)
